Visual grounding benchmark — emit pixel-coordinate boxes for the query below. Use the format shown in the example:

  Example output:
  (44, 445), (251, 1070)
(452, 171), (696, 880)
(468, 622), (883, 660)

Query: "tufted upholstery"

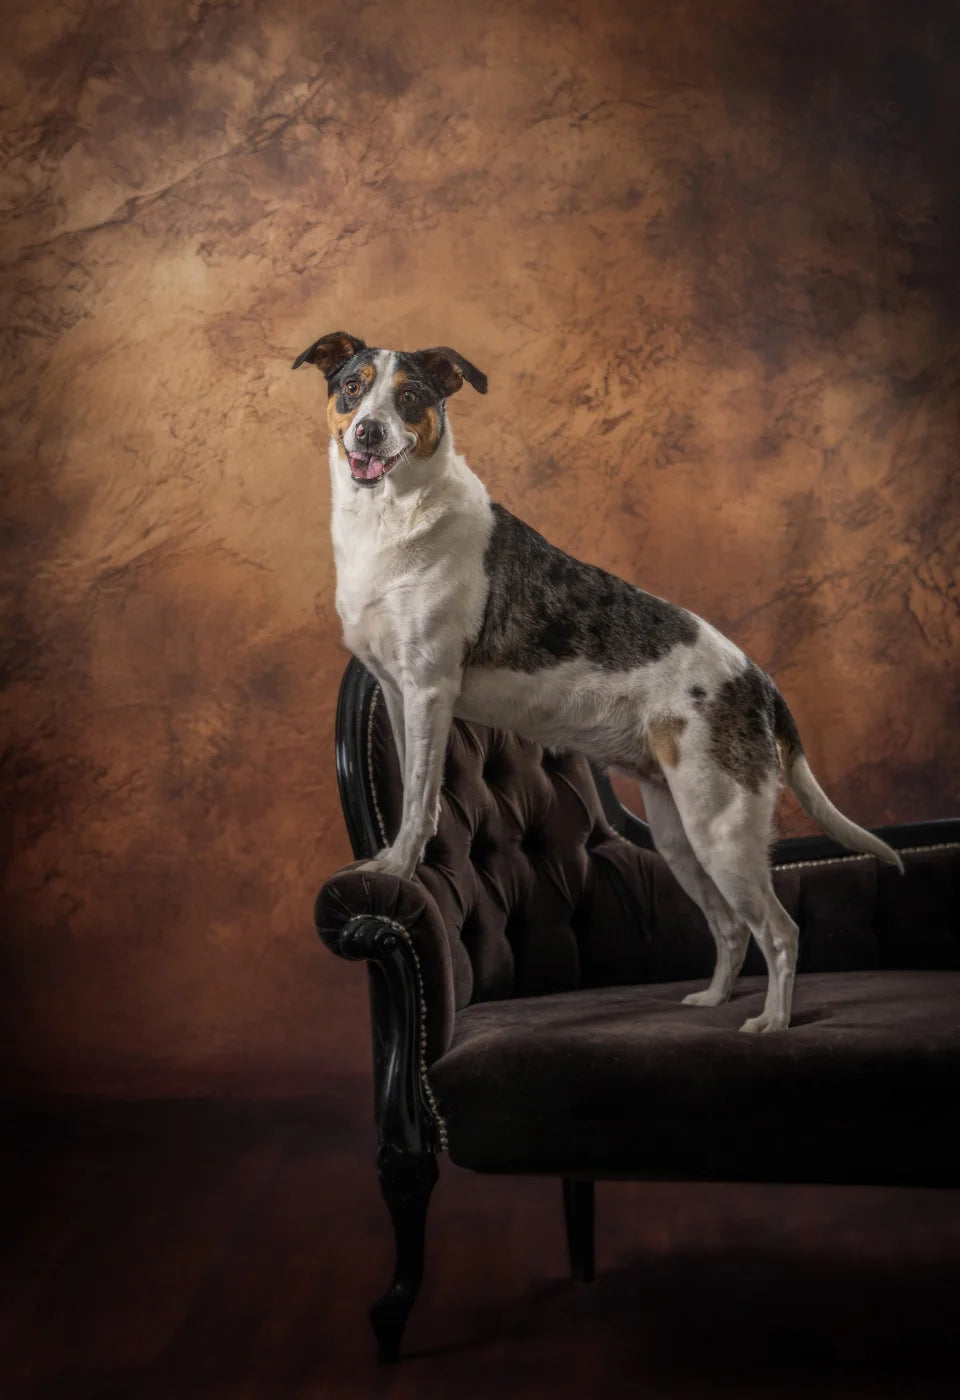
(315, 675), (960, 1073)
(373, 705), (632, 1010)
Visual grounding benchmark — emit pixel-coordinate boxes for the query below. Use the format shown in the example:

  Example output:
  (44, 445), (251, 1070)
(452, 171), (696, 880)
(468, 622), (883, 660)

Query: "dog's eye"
(344, 379), (361, 395)
(401, 388), (418, 406)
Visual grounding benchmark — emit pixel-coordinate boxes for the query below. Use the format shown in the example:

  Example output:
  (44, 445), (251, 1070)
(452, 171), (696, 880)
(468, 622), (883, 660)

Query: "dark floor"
(1, 1089), (958, 1400)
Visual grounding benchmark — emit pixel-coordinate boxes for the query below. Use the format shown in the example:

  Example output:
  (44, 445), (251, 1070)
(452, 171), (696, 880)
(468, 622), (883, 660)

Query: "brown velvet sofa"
(315, 658), (960, 1362)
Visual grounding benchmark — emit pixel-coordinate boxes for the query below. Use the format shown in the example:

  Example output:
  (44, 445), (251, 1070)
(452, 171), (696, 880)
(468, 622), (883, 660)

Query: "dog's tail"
(773, 692), (904, 872)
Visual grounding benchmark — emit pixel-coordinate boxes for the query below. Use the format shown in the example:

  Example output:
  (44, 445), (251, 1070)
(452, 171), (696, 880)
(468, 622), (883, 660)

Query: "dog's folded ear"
(412, 347), (488, 398)
(292, 331), (366, 377)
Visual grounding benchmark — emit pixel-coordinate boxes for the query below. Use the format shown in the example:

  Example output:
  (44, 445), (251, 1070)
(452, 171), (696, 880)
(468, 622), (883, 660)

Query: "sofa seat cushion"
(428, 972), (960, 1185)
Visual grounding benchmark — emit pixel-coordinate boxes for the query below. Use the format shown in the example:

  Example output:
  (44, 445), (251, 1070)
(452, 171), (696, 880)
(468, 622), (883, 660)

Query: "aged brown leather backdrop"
(1, 0), (957, 1095)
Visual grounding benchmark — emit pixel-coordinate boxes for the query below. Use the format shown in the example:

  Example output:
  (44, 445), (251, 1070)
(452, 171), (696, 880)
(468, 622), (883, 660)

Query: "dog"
(293, 330), (903, 1032)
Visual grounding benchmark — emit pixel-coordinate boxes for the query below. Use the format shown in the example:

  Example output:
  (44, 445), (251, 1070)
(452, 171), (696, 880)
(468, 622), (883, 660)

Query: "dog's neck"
(328, 422), (484, 532)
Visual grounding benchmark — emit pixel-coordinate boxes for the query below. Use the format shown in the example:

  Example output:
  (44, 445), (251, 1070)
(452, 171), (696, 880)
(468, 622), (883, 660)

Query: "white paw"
(354, 846), (416, 880)
(739, 1012), (787, 1034)
(682, 988), (728, 1008)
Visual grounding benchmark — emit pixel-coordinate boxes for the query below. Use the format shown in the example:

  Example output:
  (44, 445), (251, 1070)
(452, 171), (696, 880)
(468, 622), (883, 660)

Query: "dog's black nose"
(354, 417), (386, 449)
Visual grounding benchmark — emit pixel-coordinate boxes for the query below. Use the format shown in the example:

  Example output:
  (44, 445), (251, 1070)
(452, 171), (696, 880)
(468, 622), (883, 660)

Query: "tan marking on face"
(327, 363), (376, 452)
(411, 404), (441, 457)
(648, 715), (687, 769)
(327, 392), (357, 455)
(393, 369), (442, 458)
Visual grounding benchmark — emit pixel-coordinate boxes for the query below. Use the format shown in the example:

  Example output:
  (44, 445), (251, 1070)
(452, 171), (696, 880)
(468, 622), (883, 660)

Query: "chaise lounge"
(315, 658), (960, 1362)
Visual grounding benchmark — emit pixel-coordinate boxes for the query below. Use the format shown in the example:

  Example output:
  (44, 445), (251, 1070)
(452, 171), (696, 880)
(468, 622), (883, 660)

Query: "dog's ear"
(412, 346), (488, 398)
(292, 331), (366, 378)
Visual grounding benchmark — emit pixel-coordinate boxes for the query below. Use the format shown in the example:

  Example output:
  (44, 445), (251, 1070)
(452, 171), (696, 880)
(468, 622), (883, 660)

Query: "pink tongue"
(350, 454), (385, 480)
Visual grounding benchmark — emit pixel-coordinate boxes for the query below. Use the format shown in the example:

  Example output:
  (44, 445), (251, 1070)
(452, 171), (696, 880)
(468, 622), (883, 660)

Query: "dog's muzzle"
(348, 450), (403, 487)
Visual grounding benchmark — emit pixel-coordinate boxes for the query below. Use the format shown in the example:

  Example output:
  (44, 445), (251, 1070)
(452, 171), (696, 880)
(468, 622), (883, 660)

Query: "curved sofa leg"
(562, 1178), (595, 1283)
(323, 916), (446, 1362)
(370, 1145), (439, 1363)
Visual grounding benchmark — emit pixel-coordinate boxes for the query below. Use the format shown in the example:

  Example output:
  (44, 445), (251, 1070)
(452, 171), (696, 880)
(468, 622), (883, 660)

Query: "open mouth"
(348, 450), (403, 487)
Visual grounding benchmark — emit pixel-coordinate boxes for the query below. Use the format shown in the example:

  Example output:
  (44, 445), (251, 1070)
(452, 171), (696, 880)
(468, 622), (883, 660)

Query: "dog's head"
(292, 332), (487, 488)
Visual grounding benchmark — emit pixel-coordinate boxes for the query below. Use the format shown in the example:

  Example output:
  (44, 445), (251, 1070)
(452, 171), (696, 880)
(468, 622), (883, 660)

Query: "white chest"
(334, 545), (410, 671)
(329, 466), (493, 685)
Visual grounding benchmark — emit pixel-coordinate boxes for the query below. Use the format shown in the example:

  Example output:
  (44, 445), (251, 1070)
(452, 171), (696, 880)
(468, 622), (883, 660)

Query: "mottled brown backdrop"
(2, 0), (958, 1095)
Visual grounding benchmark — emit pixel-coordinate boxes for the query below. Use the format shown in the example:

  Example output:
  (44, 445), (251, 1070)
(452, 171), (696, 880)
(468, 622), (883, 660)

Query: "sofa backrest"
(337, 661), (960, 1008)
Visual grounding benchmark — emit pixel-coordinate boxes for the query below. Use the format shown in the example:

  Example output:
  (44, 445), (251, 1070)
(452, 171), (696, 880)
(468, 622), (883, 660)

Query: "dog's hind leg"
(662, 767), (799, 1032)
(709, 872), (798, 1033)
(734, 887), (798, 1034)
(638, 777), (750, 1007)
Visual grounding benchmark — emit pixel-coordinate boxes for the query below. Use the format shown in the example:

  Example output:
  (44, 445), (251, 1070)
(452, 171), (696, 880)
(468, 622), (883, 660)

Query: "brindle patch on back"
(392, 366), (443, 458)
(466, 504), (700, 672)
(707, 661), (779, 793)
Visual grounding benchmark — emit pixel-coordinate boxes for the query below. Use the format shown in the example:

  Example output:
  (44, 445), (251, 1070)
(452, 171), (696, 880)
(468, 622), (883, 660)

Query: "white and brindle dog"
(294, 330), (902, 1033)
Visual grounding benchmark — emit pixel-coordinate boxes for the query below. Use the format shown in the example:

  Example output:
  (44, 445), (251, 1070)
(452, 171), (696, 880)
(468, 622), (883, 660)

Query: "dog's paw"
(739, 1012), (788, 1034)
(353, 846), (416, 880)
(682, 988), (728, 1008)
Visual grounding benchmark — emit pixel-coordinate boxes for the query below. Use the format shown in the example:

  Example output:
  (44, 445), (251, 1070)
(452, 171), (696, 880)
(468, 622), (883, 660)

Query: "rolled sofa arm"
(315, 865), (456, 1068)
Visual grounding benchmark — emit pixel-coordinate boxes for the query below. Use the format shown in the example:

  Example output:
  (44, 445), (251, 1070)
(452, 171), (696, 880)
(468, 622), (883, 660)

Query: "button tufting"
(522, 828), (545, 857)
(423, 834), (446, 866)
(459, 908), (482, 946)
(470, 826), (496, 865)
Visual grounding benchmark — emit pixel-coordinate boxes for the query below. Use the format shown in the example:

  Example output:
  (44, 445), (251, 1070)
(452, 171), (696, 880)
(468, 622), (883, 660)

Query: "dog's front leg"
(377, 674), (406, 781)
(356, 675), (458, 880)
